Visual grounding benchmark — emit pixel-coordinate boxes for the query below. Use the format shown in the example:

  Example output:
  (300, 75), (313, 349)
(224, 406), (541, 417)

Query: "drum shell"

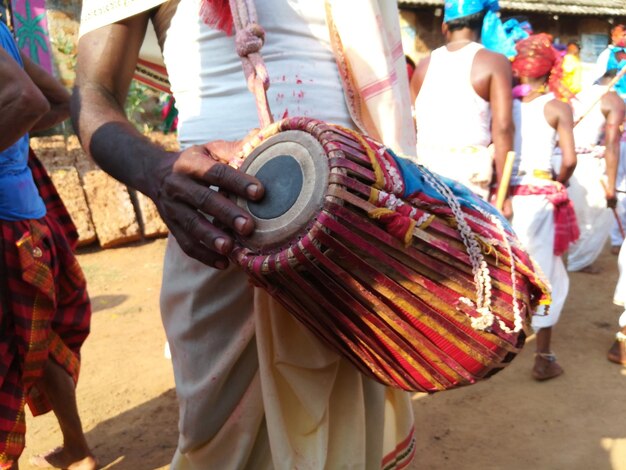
(233, 117), (541, 392)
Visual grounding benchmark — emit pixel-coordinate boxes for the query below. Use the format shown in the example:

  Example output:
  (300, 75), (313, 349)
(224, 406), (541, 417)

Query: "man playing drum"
(72, 1), (416, 468)
(410, 0), (514, 212)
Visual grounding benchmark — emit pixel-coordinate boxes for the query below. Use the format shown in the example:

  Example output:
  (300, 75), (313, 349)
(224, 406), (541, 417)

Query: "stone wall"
(32, 134), (176, 248)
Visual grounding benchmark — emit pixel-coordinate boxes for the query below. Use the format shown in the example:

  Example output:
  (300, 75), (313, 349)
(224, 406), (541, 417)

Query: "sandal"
(607, 331), (626, 365)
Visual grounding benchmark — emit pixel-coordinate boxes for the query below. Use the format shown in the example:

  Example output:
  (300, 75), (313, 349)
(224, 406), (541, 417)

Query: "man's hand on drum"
(150, 141), (264, 269)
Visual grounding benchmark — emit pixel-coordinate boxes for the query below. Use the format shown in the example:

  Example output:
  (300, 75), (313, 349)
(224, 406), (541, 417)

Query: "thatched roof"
(399, 0), (626, 16)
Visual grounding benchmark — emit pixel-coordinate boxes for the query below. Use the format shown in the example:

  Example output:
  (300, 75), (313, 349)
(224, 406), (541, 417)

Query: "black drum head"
(235, 130), (329, 252)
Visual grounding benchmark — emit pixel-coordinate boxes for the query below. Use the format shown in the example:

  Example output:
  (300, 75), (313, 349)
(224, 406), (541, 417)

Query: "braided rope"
(417, 167), (496, 331)
(229, 0), (273, 127)
(476, 207), (525, 333)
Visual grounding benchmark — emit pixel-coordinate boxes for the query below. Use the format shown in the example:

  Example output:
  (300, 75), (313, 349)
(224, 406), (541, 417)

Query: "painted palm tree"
(13, 0), (48, 65)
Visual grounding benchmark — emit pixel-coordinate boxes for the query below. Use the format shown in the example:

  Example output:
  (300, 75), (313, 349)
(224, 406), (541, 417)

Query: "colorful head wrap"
(511, 33), (574, 102)
(502, 18), (531, 44)
(607, 47), (626, 99)
(443, 0), (516, 58)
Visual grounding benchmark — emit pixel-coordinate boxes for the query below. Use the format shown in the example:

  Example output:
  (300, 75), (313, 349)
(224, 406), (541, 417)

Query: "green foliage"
(51, 32), (76, 71)
(125, 80), (164, 133)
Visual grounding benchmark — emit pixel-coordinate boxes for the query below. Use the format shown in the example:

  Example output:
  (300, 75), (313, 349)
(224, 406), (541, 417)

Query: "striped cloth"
(0, 150), (90, 469)
(511, 182), (580, 256)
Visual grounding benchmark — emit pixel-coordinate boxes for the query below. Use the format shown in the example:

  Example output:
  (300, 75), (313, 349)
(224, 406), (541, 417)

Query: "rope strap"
(229, 0), (273, 128)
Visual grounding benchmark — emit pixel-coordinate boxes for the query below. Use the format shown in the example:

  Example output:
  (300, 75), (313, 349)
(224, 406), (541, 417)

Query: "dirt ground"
(18, 238), (626, 470)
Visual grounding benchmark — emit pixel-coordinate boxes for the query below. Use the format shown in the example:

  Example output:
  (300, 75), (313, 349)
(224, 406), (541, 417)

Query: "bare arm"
(601, 91), (626, 207)
(72, 12), (263, 268)
(409, 56), (430, 104)
(0, 46), (49, 150)
(21, 52), (70, 131)
(485, 52), (514, 194)
(546, 99), (576, 184)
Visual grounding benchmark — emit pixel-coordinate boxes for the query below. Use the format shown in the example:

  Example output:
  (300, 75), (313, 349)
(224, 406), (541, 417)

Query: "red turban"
(512, 33), (558, 79)
(511, 33), (574, 102)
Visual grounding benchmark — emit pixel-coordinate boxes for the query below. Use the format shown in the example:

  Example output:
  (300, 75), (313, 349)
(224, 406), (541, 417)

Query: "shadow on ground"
(86, 389), (178, 469)
(90, 295), (128, 313)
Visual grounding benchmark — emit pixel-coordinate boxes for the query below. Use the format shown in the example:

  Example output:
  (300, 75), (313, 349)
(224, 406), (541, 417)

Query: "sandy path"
(19, 239), (626, 469)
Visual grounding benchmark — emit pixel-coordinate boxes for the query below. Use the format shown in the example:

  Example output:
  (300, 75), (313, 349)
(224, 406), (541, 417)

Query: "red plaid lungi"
(0, 150), (91, 468)
(511, 182), (580, 256)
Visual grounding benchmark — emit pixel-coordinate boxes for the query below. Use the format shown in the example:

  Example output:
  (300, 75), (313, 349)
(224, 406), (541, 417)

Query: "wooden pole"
(496, 151), (516, 212)
(574, 63), (626, 128)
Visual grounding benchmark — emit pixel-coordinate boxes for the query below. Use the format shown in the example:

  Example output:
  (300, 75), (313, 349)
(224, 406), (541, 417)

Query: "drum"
(231, 116), (549, 393)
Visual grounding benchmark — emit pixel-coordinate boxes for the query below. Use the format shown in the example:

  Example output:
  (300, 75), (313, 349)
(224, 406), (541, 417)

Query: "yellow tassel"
(404, 219), (417, 247)
(419, 215), (435, 230)
(369, 188), (380, 205)
(368, 207), (395, 219)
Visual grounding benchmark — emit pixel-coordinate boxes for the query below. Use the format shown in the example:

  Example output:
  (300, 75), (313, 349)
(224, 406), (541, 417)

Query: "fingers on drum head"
(235, 130), (328, 251)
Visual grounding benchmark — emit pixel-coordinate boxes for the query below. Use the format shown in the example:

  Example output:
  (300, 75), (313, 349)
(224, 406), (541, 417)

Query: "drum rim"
(235, 130), (329, 252)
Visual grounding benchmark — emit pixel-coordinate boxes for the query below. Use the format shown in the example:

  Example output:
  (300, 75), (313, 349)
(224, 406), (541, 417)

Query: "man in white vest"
(411, 0), (514, 214)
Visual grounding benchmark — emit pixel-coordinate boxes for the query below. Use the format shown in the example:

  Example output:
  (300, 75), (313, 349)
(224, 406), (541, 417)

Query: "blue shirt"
(0, 21), (46, 221)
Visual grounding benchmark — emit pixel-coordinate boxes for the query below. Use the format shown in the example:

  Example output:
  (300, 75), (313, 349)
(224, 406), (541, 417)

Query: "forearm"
(604, 140), (620, 193)
(556, 163), (576, 185)
(30, 101), (70, 132)
(0, 87), (49, 150)
(71, 83), (172, 199)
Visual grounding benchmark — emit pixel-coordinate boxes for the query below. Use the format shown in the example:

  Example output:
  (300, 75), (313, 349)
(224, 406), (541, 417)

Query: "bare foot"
(611, 245), (621, 256)
(532, 353), (564, 381)
(29, 447), (98, 470)
(577, 264), (602, 275)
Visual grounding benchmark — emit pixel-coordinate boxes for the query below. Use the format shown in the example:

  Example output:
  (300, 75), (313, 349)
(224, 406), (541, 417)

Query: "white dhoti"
(511, 194), (569, 329)
(161, 236), (416, 470)
(566, 154), (613, 271)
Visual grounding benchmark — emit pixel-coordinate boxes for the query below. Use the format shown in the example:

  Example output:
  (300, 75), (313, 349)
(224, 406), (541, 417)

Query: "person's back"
(415, 42), (491, 151)
(511, 93), (557, 185)
(572, 84), (609, 150)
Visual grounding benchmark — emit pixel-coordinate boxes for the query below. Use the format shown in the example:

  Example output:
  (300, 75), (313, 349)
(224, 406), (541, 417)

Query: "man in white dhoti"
(509, 34), (579, 381)
(566, 68), (625, 273)
(72, 1), (416, 468)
